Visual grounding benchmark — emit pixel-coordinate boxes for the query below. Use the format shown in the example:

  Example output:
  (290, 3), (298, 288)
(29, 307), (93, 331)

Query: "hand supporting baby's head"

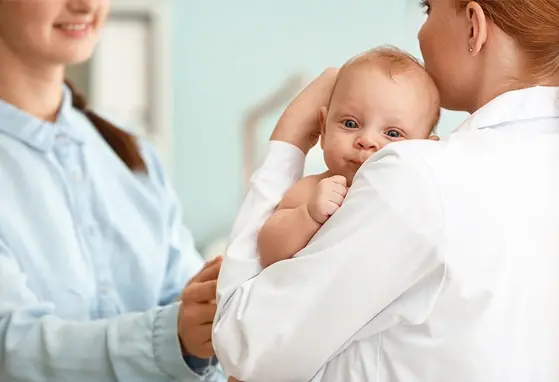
(319, 46), (441, 184)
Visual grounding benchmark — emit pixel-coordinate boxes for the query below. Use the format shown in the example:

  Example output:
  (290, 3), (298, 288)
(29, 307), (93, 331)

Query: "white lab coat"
(213, 86), (559, 382)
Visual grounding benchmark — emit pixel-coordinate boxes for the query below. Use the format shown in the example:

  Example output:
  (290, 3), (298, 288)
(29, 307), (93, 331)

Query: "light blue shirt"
(0, 86), (225, 381)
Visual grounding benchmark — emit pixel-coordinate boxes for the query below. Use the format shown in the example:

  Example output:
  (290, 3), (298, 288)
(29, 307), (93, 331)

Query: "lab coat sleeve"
(213, 141), (446, 381)
(215, 140), (306, 302)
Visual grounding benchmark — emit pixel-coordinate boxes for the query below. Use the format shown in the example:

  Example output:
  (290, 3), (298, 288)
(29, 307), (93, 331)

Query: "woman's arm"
(159, 223), (224, 379)
(0, 136), (227, 382)
(0, 237), (202, 382)
(213, 141), (447, 381)
(214, 69), (339, 303)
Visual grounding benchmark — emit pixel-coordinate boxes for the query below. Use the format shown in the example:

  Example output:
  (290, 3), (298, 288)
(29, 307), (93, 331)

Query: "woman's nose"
(68, 0), (97, 14)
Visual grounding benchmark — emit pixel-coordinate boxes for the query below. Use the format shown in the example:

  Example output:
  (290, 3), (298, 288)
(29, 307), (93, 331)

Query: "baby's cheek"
(323, 147), (344, 170)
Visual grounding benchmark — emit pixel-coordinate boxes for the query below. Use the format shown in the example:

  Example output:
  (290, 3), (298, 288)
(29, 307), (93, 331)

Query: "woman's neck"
(469, 81), (524, 114)
(468, 37), (559, 113)
(470, 75), (559, 114)
(0, 41), (65, 122)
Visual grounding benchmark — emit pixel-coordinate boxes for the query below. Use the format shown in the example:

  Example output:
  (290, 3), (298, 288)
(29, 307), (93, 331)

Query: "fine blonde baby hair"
(332, 45), (441, 131)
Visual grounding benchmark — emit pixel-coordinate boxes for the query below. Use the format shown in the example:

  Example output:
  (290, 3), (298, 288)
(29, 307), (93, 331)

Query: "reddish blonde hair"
(455, 0), (559, 80)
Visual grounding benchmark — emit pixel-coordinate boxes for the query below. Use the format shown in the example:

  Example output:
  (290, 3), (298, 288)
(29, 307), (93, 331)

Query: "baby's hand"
(307, 175), (348, 224)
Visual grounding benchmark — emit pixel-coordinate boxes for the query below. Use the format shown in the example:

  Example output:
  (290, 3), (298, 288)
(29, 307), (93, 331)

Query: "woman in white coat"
(214, 0), (559, 381)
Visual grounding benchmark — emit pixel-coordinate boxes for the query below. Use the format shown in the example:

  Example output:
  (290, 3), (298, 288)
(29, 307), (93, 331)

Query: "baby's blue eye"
(344, 120), (358, 129)
(385, 129), (401, 138)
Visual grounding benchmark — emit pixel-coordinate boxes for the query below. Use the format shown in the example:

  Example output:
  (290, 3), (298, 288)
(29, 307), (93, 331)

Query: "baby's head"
(319, 46), (440, 184)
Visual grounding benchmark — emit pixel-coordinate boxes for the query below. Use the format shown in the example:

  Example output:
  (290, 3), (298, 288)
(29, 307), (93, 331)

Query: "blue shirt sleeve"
(184, 354), (220, 377)
(0, 237), (209, 382)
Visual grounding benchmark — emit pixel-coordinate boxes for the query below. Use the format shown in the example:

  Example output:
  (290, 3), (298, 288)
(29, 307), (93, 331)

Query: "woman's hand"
(177, 256), (222, 358)
(271, 67), (339, 154)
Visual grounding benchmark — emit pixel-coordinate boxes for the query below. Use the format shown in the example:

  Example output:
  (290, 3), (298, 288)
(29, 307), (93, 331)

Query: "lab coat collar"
(454, 86), (559, 132)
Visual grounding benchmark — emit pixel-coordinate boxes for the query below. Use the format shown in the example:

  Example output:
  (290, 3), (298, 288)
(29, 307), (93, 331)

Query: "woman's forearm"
(213, 145), (445, 381)
(0, 302), (210, 382)
(270, 68), (338, 154)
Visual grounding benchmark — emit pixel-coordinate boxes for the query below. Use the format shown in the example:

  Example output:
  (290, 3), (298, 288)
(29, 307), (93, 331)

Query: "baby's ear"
(319, 106), (328, 135)
(428, 135), (440, 141)
(319, 107), (328, 148)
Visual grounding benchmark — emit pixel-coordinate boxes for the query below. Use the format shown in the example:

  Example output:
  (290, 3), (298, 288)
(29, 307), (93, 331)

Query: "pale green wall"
(170, 0), (468, 248)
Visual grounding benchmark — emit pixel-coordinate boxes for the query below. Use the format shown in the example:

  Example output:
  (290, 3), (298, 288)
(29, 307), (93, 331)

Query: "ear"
(466, 1), (488, 55)
(428, 135), (440, 141)
(319, 106), (328, 134)
(319, 106), (328, 148)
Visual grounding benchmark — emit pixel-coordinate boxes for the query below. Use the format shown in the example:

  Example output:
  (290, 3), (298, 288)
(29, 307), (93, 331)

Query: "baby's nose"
(356, 135), (380, 151)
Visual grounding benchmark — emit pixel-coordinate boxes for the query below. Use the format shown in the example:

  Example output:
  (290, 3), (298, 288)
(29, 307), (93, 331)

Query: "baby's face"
(320, 64), (439, 184)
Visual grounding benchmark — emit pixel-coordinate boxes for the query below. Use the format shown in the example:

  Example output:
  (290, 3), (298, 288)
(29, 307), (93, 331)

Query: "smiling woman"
(0, 0), (146, 171)
(56, 22), (91, 35)
(0, 0), (225, 381)
(0, 0), (105, 64)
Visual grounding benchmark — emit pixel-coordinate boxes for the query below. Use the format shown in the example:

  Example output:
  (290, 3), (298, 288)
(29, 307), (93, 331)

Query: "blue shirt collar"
(0, 84), (86, 151)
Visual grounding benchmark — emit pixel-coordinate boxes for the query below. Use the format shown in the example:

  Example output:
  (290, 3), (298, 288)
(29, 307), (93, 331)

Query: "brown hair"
(455, 0), (559, 80)
(64, 80), (147, 172)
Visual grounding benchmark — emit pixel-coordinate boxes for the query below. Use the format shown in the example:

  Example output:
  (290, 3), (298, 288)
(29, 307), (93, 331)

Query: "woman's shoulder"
(371, 138), (450, 172)
(358, 139), (453, 205)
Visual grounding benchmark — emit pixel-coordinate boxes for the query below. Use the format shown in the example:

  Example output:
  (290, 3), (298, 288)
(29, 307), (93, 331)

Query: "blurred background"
(67, 0), (468, 258)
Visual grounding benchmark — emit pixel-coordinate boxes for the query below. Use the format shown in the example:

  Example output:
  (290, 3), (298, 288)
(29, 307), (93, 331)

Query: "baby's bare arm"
(258, 175), (324, 268)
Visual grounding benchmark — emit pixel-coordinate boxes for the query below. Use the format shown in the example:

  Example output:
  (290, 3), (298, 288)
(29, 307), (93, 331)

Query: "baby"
(258, 46), (441, 268)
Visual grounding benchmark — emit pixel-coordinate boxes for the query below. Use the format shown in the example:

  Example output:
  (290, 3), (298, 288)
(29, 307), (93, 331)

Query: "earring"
(469, 47), (473, 52)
